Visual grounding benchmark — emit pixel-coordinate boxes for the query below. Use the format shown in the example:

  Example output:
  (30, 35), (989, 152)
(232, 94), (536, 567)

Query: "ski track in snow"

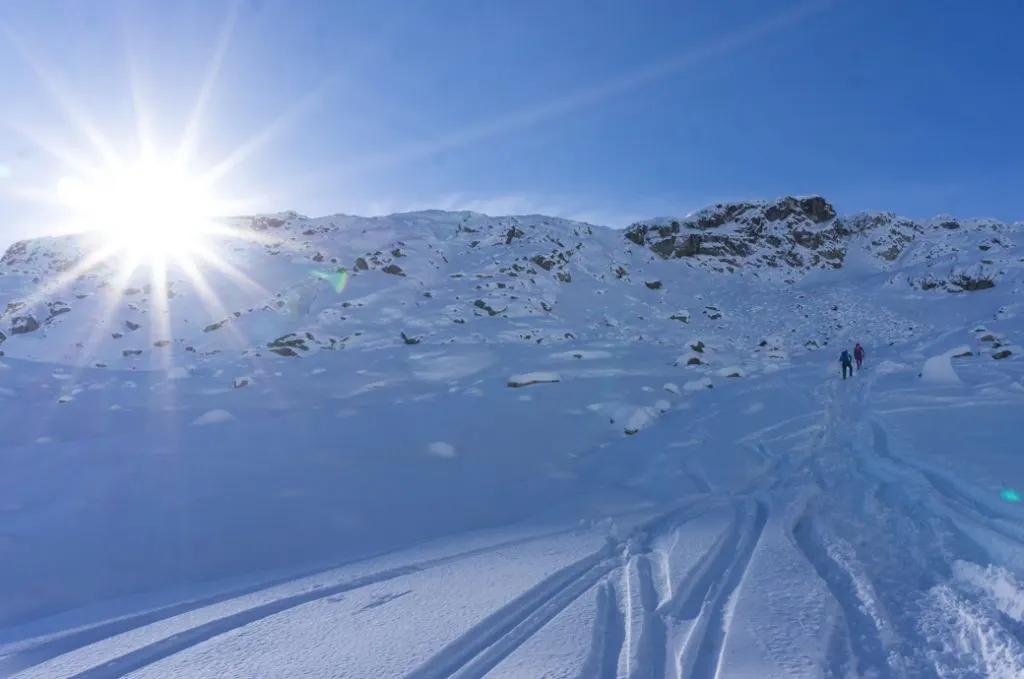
(1, 523), (623, 679)
(404, 499), (721, 679)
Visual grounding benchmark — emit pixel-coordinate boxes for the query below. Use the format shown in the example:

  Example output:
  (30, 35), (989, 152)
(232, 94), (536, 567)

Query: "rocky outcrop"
(908, 265), (998, 293)
(623, 195), (1014, 284)
(9, 315), (39, 335)
(624, 196), (849, 271)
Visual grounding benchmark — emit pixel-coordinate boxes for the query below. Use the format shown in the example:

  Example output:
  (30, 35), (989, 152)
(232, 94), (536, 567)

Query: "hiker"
(839, 349), (854, 380)
(854, 343), (865, 370)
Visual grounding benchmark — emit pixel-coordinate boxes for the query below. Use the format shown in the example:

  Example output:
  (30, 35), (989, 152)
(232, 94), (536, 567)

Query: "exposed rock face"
(624, 196), (851, 271)
(10, 315), (39, 335)
(767, 196), (837, 224)
(621, 195), (1013, 281)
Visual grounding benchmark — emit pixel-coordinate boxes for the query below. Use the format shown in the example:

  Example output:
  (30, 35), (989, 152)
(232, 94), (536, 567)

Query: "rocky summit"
(623, 196), (1015, 283)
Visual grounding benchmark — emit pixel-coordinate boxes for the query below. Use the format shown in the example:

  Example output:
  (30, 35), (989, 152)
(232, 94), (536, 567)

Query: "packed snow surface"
(0, 196), (1023, 678)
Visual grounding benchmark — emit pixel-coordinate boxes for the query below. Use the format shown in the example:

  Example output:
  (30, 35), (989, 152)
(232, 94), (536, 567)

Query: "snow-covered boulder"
(621, 407), (660, 435)
(683, 378), (714, 391)
(507, 372), (561, 388)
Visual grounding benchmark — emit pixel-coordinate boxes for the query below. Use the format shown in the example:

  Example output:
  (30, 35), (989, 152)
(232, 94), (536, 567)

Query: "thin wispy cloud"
(340, 0), (840, 177)
(0, 22), (121, 174)
(174, 0), (244, 169)
(195, 0), (433, 190)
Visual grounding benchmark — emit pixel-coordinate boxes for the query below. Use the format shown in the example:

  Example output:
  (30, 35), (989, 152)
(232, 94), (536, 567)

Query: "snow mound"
(620, 406), (660, 435)
(674, 352), (706, 367)
(191, 409), (236, 426)
(683, 377), (714, 391)
(875, 359), (910, 374)
(507, 372), (561, 388)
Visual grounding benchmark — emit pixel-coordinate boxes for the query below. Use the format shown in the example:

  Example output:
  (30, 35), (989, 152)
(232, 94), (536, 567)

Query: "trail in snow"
(788, 371), (1024, 677)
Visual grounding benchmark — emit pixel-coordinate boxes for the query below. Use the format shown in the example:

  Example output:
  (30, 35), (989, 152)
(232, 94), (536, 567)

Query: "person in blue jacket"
(839, 349), (854, 380)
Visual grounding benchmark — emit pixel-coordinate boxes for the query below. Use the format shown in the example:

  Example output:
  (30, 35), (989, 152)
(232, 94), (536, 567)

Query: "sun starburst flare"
(17, 152), (278, 313)
(56, 161), (230, 262)
(11, 153), (282, 377)
(0, 0), (340, 420)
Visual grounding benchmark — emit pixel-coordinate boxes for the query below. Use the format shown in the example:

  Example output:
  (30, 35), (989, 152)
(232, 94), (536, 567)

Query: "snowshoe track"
(791, 502), (894, 679)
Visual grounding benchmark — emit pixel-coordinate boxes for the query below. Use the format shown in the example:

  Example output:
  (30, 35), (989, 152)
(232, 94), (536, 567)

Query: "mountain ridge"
(0, 194), (1019, 371)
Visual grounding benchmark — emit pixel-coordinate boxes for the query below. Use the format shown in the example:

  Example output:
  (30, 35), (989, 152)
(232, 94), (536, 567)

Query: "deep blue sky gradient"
(1, 0), (1022, 243)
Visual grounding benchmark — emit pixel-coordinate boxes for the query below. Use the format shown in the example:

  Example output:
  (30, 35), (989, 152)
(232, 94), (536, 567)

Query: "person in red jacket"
(854, 343), (865, 370)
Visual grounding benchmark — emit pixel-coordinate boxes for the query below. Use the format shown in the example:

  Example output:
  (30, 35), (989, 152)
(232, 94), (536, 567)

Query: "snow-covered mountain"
(0, 195), (1020, 373)
(1, 195), (1024, 679)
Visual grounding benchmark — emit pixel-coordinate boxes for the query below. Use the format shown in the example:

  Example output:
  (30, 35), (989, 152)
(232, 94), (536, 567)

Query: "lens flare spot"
(1000, 488), (1021, 503)
(310, 268), (349, 293)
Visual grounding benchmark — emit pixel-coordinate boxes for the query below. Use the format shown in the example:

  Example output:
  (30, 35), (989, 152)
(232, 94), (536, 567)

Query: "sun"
(56, 161), (222, 263)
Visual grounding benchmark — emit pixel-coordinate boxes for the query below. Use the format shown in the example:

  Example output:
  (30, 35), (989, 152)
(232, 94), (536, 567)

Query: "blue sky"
(0, 0), (1022, 244)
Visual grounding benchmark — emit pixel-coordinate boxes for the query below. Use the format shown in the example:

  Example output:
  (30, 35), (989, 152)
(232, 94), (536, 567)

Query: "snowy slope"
(0, 195), (1023, 678)
(0, 196), (1019, 372)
